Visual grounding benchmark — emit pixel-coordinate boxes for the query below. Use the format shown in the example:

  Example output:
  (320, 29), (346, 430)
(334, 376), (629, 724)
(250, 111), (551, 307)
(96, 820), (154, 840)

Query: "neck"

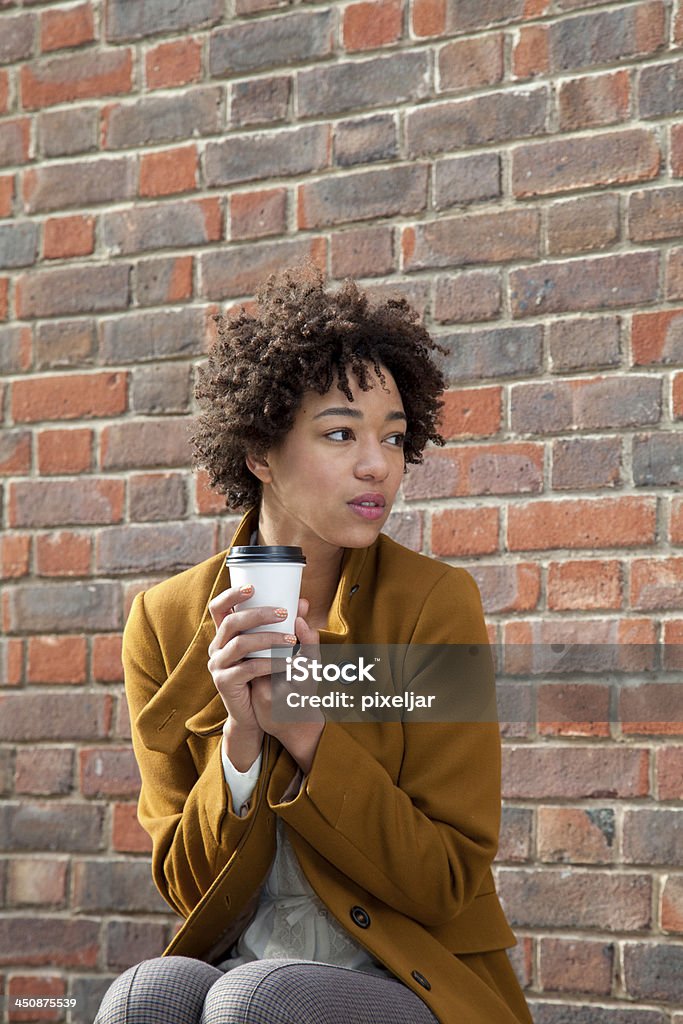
(253, 504), (345, 628)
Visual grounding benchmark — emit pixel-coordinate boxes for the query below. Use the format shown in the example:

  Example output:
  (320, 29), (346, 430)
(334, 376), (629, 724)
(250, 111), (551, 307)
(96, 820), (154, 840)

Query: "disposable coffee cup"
(225, 545), (306, 659)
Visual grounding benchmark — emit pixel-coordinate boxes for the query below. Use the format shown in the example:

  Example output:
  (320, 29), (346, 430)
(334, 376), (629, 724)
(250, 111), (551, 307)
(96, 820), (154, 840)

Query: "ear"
(245, 452), (272, 484)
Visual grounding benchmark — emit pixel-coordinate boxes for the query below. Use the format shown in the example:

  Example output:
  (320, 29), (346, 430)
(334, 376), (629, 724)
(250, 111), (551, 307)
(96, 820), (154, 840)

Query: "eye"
(387, 433), (406, 447)
(326, 428), (354, 442)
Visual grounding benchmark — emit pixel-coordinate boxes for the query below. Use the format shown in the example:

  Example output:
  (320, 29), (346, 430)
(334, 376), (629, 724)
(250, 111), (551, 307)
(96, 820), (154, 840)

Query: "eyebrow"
(312, 406), (407, 422)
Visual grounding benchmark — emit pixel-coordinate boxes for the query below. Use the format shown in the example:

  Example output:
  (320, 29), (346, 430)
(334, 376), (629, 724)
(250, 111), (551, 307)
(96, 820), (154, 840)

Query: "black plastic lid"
(226, 545), (306, 565)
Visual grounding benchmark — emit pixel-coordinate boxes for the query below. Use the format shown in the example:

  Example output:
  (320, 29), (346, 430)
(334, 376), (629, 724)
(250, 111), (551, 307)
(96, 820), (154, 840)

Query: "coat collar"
(137, 505), (373, 752)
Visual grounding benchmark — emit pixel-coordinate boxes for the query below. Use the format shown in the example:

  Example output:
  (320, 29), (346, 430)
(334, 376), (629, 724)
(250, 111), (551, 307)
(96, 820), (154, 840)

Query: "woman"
(95, 266), (533, 1024)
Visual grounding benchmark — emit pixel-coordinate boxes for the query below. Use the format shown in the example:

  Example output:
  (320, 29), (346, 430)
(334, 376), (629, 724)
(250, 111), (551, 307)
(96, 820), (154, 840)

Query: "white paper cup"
(225, 545), (306, 659)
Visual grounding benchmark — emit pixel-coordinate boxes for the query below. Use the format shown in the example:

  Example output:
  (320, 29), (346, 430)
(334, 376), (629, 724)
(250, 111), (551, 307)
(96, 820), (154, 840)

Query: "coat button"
(350, 905), (371, 928)
(350, 584), (360, 595)
(411, 970), (431, 990)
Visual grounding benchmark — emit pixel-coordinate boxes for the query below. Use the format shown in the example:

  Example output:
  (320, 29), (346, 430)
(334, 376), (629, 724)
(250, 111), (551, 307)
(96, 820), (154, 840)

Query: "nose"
(354, 438), (390, 481)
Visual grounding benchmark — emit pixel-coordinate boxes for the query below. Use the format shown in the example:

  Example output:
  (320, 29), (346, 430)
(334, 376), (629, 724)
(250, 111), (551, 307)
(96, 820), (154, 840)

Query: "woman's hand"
(207, 583), (298, 735)
(250, 597), (326, 774)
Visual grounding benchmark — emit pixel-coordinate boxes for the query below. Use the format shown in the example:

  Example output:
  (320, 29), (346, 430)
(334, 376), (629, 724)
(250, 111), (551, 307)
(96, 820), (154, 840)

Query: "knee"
(201, 960), (314, 1024)
(95, 956), (216, 1024)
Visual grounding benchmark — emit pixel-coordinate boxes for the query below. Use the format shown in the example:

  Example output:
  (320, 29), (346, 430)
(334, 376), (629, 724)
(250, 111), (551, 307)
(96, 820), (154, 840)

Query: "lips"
(348, 493), (386, 508)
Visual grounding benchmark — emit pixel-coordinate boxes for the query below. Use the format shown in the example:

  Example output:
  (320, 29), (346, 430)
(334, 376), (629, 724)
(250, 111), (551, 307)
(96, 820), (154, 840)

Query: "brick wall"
(1, 0), (682, 1021)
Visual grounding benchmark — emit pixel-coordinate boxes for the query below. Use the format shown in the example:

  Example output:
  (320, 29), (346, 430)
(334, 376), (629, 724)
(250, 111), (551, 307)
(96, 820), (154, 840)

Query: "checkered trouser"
(93, 955), (440, 1024)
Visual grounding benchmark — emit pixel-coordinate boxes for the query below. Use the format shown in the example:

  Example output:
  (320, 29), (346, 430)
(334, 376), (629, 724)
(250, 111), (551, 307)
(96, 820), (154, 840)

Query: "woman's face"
(255, 363), (407, 550)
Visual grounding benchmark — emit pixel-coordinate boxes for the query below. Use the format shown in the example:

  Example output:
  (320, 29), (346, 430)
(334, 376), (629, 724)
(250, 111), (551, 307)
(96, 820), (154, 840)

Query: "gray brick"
(440, 326), (543, 383)
(200, 237), (322, 300)
(17, 264), (131, 318)
(38, 105), (98, 158)
(497, 868), (651, 930)
(510, 377), (661, 433)
(104, 87), (222, 149)
(101, 417), (196, 470)
(0, 918), (99, 968)
(333, 115), (398, 167)
(434, 153), (501, 210)
(0, 802), (104, 853)
(532, 1003), (667, 1024)
(106, 0), (223, 41)
(633, 433), (683, 486)
(205, 124), (328, 187)
(73, 859), (166, 913)
(0, 693), (111, 741)
(129, 473), (188, 522)
(0, 12), (34, 65)
(405, 209), (539, 271)
(298, 52), (430, 119)
(210, 9), (333, 76)
(0, 325), (31, 374)
(96, 522), (215, 574)
(548, 317), (621, 373)
(0, 223), (38, 269)
(23, 157), (136, 214)
(552, 437), (623, 490)
(230, 75), (291, 129)
(131, 364), (192, 415)
(7, 582), (121, 633)
(34, 319), (96, 370)
(102, 200), (220, 256)
(406, 88), (548, 157)
(550, 5), (665, 72)
(99, 309), (205, 364)
(623, 943), (683, 1004)
(300, 164), (428, 228)
(446, 0), (525, 32)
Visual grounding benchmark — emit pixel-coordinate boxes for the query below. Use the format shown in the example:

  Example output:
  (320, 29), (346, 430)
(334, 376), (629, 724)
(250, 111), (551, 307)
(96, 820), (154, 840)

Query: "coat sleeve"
(268, 568), (502, 929)
(123, 591), (259, 918)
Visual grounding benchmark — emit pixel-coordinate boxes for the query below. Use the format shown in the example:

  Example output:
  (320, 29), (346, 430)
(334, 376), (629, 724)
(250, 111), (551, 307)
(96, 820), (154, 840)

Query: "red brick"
(662, 875), (683, 933)
(0, 430), (31, 475)
(12, 372), (127, 422)
(411, 0), (446, 37)
(671, 124), (683, 178)
(27, 635), (86, 683)
(547, 194), (619, 256)
(0, 535), (30, 579)
(43, 214), (94, 259)
(343, 0), (402, 51)
(630, 558), (683, 610)
(538, 682), (611, 738)
(40, 2), (94, 52)
(404, 444), (543, 500)
(79, 747), (140, 798)
(230, 187), (287, 241)
(672, 498), (683, 544)
(8, 974), (66, 1018)
(136, 255), (193, 305)
(145, 37), (202, 90)
(438, 34), (504, 92)
(14, 748), (73, 799)
(8, 860), (68, 907)
(404, 209), (538, 271)
(674, 372), (683, 419)
(0, 70), (8, 115)
(508, 497), (656, 552)
(511, 252), (659, 318)
(548, 560), (622, 610)
(9, 479), (125, 528)
(139, 144), (198, 198)
(37, 428), (92, 475)
(538, 936), (614, 994)
(92, 634), (123, 682)
(112, 802), (152, 853)
(20, 49), (132, 110)
(35, 531), (91, 577)
(512, 128), (659, 198)
(437, 387), (502, 439)
(195, 468), (228, 515)
(330, 225), (395, 280)
(632, 309), (683, 365)
(431, 507), (499, 557)
(504, 746), (649, 799)
(513, 25), (549, 79)
(540, 806), (618, 864)
(434, 271), (501, 323)
(620, 681), (683, 738)
(559, 70), (631, 130)
(656, 746), (683, 799)
(0, 278), (8, 320)
(0, 119), (31, 168)
(0, 175), (14, 218)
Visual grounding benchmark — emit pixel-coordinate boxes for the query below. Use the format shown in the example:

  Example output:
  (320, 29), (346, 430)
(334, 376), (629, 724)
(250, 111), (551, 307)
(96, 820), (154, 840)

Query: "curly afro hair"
(190, 263), (448, 511)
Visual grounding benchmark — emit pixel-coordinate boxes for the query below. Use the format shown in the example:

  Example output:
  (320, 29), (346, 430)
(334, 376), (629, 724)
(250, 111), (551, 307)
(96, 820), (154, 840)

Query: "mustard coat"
(123, 506), (533, 1024)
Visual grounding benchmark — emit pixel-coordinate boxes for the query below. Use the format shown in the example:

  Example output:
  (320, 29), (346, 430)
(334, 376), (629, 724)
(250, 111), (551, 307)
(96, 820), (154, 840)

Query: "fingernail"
(284, 634), (298, 645)
(240, 584), (253, 594)
(274, 607), (288, 618)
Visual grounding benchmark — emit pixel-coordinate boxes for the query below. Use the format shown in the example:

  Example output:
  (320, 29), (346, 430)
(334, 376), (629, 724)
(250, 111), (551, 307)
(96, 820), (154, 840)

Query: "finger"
(208, 584), (255, 628)
(213, 604), (290, 651)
